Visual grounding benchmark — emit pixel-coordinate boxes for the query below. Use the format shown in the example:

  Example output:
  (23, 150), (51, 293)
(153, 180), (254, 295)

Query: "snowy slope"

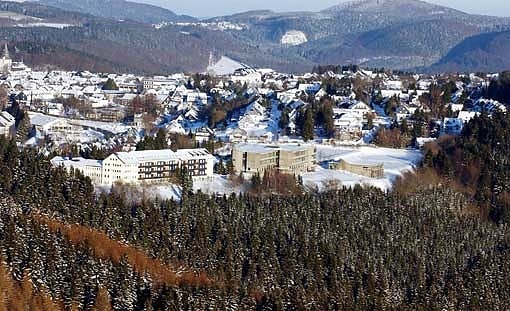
(304, 145), (423, 191)
(207, 56), (246, 76)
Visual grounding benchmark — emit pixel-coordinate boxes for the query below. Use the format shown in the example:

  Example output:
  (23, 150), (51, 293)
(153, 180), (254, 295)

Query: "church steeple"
(3, 44), (9, 59)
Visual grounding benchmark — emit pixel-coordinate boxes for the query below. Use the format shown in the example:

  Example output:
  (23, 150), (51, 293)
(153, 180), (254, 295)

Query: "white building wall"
(102, 154), (138, 185)
(52, 149), (215, 186)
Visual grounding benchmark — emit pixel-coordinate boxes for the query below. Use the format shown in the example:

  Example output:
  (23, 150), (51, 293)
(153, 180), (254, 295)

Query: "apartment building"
(51, 148), (215, 185)
(232, 143), (316, 176)
(50, 157), (104, 184)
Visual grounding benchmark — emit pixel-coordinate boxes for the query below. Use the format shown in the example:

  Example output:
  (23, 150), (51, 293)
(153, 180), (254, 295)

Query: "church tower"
(3, 43), (9, 59)
(0, 43), (12, 74)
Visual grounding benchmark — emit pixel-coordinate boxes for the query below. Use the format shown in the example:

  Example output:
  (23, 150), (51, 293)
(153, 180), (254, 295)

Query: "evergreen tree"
(279, 109), (290, 132)
(102, 78), (119, 91)
(179, 166), (193, 196)
(15, 111), (31, 143)
(302, 108), (314, 142)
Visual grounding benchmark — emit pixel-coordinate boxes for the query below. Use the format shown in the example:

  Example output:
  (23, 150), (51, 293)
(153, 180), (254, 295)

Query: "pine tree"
(92, 288), (113, 311)
(302, 108), (314, 142)
(102, 78), (119, 91)
(322, 102), (335, 138)
(155, 129), (168, 150)
(279, 109), (290, 132)
(15, 111), (31, 143)
(179, 166), (193, 196)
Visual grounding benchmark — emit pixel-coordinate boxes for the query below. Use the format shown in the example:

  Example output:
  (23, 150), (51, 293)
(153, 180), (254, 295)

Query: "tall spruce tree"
(302, 108), (314, 141)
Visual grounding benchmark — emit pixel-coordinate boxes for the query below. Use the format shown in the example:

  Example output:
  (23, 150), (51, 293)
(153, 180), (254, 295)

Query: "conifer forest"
(0, 113), (509, 310)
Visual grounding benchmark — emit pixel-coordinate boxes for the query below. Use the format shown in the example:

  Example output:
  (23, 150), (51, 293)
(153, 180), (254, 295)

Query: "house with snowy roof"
(29, 113), (84, 140)
(441, 118), (464, 135)
(298, 82), (321, 94)
(0, 111), (15, 137)
(333, 112), (363, 141)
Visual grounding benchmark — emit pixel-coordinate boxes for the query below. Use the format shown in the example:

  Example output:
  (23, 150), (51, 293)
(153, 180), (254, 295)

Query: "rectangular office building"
(232, 143), (315, 176)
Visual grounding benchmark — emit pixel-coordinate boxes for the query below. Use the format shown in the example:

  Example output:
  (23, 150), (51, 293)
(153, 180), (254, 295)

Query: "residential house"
(0, 111), (15, 137)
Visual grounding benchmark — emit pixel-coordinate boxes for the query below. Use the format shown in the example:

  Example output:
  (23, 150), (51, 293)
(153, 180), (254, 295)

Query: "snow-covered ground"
(0, 11), (40, 21)
(281, 30), (308, 46)
(303, 145), (423, 192)
(148, 184), (183, 201)
(207, 56), (247, 76)
(16, 23), (75, 29)
(193, 175), (247, 195)
(154, 21), (246, 31)
(124, 175), (247, 201)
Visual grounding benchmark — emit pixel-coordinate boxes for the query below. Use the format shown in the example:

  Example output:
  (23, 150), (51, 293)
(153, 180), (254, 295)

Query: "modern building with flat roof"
(232, 143), (315, 176)
(329, 159), (384, 179)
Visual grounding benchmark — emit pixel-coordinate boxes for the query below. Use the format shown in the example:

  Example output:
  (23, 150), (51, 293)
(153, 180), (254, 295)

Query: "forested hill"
(1, 0), (510, 73)
(423, 110), (510, 224)
(0, 1), (311, 74)
(0, 115), (510, 309)
(430, 30), (510, 73)
(38, 0), (196, 24)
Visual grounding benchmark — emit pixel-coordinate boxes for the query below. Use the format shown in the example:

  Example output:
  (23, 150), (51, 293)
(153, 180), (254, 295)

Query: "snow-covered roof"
(234, 143), (312, 154)
(113, 148), (213, 165)
(28, 112), (59, 127)
(51, 156), (102, 168)
(0, 111), (15, 125)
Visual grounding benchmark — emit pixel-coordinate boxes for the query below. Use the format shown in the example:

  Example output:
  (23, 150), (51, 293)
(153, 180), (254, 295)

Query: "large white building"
(51, 148), (215, 185)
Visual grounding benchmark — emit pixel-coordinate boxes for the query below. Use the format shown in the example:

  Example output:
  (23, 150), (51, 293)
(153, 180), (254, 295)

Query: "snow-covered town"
(1, 46), (507, 197)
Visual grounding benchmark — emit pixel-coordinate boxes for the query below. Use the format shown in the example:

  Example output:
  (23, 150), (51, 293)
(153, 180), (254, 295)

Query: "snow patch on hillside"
(281, 30), (308, 46)
(207, 56), (246, 76)
(0, 11), (41, 21)
(16, 22), (74, 29)
(154, 21), (246, 31)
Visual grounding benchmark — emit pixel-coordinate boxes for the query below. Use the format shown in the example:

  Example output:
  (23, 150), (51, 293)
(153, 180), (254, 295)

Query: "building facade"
(232, 143), (316, 176)
(329, 159), (384, 179)
(51, 148), (215, 185)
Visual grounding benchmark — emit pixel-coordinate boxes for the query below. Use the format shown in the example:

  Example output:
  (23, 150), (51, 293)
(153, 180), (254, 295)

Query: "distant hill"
(1, 0), (510, 73)
(324, 0), (464, 18)
(37, 0), (196, 24)
(430, 31), (510, 73)
(213, 0), (510, 71)
(0, 1), (312, 74)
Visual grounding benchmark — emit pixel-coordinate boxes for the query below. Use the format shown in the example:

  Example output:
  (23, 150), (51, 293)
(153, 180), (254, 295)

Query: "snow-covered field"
(122, 175), (247, 202)
(0, 11), (40, 21)
(281, 30), (308, 46)
(16, 23), (75, 29)
(207, 56), (246, 76)
(193, 175), (247, 195)
(303, 145), (423, 191)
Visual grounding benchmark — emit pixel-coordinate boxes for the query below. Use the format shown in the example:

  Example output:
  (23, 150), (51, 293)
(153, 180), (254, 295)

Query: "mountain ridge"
(430, 30), (510, 73)
(1, 0), (510, 73)
(37, 0), (196, 24)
